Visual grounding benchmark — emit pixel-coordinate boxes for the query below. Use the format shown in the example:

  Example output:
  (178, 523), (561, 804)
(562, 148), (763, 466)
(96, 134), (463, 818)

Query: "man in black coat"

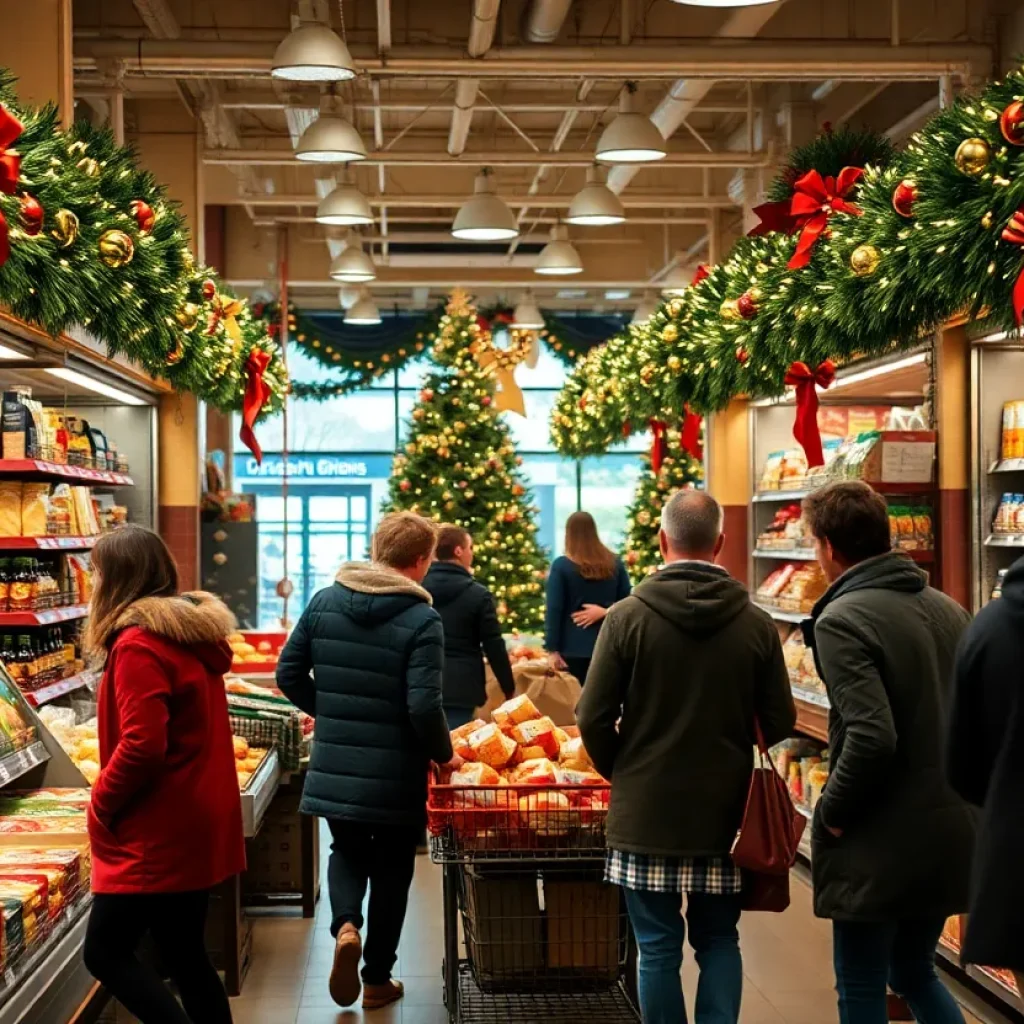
(947, 554), (1024, 993)
(277, 512), (458, 1012)
(802, 481), (975, 1024)
(423, 524), (515, 730)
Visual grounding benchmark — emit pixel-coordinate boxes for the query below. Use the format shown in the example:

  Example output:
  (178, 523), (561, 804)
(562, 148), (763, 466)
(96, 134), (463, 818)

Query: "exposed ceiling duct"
(522, 0), (574, 44)
(448, 0), (501, 157)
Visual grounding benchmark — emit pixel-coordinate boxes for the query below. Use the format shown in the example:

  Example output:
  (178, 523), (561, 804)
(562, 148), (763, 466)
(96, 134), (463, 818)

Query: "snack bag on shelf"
(0, 894), (25, 971)
(492, 694), (541, 732)
(2, 393), (31, 462)
(511, 716), (560, 759)
(757, 564), (797, 602)
(912, 508), (934, 551)
(0, 483), (21, 538)
(467, 723), (517, 769)
(758, 451), (785, 492)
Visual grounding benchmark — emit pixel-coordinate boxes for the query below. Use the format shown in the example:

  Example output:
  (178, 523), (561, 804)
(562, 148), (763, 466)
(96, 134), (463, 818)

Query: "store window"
(234, 342), (646, 627)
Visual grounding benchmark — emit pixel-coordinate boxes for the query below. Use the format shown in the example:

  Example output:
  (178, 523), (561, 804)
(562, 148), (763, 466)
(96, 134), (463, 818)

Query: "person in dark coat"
(545, 510), (631, 684)
(802, 481), (976, 1024)
(947, 554), (1024, 992)
(423, 524), (515, 730)
(578, 491), (796, 1024)
(277, 512), (458, 1012)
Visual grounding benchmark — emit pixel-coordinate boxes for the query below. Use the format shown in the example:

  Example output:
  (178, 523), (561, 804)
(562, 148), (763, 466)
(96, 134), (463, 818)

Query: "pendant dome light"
(535, 224), (583, 276)
(566, 165), (626, 226)
(596, 84), (667, 164)
(316, 170), (373, 226)
(451, 169), (519, 241)
(329, 233), (376, 283)
(271, 24), (358, 83)
(512, 291), (545, 329)
(344, 291), (382, 325)
(296, 98), (366, 163)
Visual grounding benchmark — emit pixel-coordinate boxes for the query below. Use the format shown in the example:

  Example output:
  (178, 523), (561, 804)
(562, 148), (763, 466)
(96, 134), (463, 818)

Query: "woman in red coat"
(82, 525), (245, 1024)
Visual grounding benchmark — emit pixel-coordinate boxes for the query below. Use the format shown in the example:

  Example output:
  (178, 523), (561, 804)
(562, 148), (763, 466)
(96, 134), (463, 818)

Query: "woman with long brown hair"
(81, 525), (243, 1024)
(544, 511), (631, 684)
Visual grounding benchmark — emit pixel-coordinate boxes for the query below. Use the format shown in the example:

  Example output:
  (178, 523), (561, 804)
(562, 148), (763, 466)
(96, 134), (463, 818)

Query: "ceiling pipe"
(448, 0), (501, 157)
(605, 2), (786, 196)
(229, 192), (737, 208)
(522, 0), (573, 44)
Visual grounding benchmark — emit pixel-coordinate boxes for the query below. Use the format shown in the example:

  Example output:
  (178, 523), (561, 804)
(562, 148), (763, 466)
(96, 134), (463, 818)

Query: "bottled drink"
(16, 635), (36, 691)
(0, 559), (9, 613)
(8, 559), (33, 613)
(0, 635), (16, 679)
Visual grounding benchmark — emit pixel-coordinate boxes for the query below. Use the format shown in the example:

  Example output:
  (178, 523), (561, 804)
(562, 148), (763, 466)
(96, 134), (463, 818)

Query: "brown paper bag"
(476, 661), (582, 727)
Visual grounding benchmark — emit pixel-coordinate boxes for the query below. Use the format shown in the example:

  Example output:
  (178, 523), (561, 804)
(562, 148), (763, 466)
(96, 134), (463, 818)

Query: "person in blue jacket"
(544, 510), (631, 684)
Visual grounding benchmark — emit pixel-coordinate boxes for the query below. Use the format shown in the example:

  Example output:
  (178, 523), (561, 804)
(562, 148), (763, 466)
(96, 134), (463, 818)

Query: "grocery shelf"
(753, 549), (816, 561)
(240, 747), (281, 838)
(0, 740), (48, 786)
(791, 685), (829, 710)
(989, 457), (1024, 473)
(754, 482), (934, 503)
(24, 672), (94, 708)
(752, 603), (807, 624)
(753, 490), (812, 503)
(0, 605), (89, 627)
(0, 537), (97, 551)
(794, 697), (829, 744)
(984, 534), (1024, 548)
(936, 936), (1024, 1017)
(0, 459), (132, 487)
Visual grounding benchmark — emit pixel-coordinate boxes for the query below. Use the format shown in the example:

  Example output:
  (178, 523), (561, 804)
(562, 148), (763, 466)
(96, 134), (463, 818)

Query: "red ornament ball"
(130, 199), (156, 233)
(420, 388), (434, 402)
(481, 395), (492, 407)
(736, 348), (749, 365)
(736, 292), (758, 320)
(19, 195), (44, 236)
(202, 279), (217, 301)
(399, 479), (412, 492)
(504, 510), (517, 523)
(1000, 100), (1024, 146)
(892, 178), (918, 218)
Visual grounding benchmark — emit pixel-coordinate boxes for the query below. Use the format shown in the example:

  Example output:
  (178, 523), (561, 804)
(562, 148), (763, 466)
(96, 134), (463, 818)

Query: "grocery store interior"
(0, 0), (1021, 1022)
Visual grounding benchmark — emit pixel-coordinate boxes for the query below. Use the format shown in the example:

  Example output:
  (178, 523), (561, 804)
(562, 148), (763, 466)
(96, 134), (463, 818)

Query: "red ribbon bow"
(649, 419), (668, 474)
(680, 405), (703, 462)
(787, 168), (864, 269)
(0, 104), (25, 269)
(1001, 207), (1024, 326)
(784, 360), (836, 468)
(239, 348), (272, 464)
(691, 265), (710, 287)
(748, 199), (795, 238)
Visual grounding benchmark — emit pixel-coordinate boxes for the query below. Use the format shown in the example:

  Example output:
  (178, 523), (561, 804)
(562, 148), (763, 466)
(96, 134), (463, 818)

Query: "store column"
(707, 398), (751, 585)
(935, 325), (971, 608)
(131, 102), (205, 589)
(0, 1), (73, 126)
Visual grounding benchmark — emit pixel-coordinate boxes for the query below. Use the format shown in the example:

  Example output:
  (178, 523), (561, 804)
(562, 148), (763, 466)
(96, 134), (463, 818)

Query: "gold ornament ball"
(98, 229), (135, 268)
(667, 355), (682, 372)
(662, 323), (678, 343)
(748, 286), (763, 304)
(720, 298), (742, 321)
(174, 302), (200, 331)
(51, 209), (79, 248)
(77, 157), (101, 178)
(849, 243), (881, 278)
(667, 299), (683, 316)
(954, 137), (992, 177)
(981, 211), (994, 230)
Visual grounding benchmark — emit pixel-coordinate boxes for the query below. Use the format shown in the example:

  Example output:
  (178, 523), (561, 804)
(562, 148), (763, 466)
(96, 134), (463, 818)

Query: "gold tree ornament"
(719, 298), (742, 321)
(76, 157), (101, 178)
(662, 323), (678, 343)
(954, 137), (992, 177)
(174, 302), (200, 331)
(981, 210), (994, 230)
(98, 229), (135, 268)
(51, 209), (79, 248)
(850, 243), (881, 277)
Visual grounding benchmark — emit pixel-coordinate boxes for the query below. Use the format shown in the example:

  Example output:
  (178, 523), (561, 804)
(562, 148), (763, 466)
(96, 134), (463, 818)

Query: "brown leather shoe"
(362, 978), (405, 1010)
(328, 923), (362, 1008)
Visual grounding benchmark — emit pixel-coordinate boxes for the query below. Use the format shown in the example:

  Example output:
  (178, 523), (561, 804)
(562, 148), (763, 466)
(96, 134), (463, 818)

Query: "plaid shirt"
(606, 849), (742, 894)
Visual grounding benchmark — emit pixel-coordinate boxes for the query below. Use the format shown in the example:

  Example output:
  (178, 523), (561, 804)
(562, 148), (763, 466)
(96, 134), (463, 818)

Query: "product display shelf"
(0, 461), (133, 488)
(0, 606), (88, 628)
(23, 671), (94, 709)
(0, 537), (98, 551)
(240, 747), (281, 839)
(752, 603), (807, 624)
(936, 930), (1024, 1018)
(984, 534), (1024, 548)
(753, 549), (816, 561)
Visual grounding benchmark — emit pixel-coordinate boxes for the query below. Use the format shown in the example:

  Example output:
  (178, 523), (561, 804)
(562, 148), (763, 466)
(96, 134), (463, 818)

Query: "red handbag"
(732, 722), (807, 912)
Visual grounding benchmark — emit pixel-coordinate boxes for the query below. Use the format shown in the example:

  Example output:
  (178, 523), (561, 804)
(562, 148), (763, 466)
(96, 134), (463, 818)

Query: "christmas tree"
(622, 427), (704, 583)
(387, 290), (547, 632)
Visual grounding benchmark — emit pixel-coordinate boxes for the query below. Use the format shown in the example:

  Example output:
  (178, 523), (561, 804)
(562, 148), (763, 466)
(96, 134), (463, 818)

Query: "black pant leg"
(327, 818), (374, 937)
(148, 890), (233, 1024)
(564, 657), (592, 686)
(84, 894), (194, 1024)
(362, 823), (421, 985)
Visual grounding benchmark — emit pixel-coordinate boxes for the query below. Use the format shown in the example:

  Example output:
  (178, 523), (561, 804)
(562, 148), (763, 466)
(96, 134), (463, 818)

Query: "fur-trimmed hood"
(333, 562), (433, 628)
(114, 591), (236, 674)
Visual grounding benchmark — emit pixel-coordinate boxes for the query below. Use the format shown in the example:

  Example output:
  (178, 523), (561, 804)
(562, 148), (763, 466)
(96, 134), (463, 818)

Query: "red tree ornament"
(420, 388), (434, 402)
(481, 395), (492, 407)
(130, 199), (156, 233)
(736, 292), (759, 320)
(892, 179), (918, 218)
(202, 279), (217, 301)
(1000, 100), (1024, 146)
(399, 479), (411, 492)
(1000, 206), (1024, 325)
(736, 348), (749, 364)
(19, 195), (43, 236)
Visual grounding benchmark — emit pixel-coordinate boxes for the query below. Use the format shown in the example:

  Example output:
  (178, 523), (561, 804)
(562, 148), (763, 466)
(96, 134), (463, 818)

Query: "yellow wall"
(708, 398), (751, 506)
(0, 0), (73, 127)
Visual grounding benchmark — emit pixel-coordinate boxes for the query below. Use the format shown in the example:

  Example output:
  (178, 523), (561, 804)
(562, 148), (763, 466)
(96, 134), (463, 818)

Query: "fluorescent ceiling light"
(566, 165), (626, 226)
(556, 289), (588, 299)
(631, 292), (660, 324)
(535, 224), (583, 276)
(604, 289), (631, 301)
(344, 292), (382, 325)
(0, 344), (26, 359)
(46, 368), (148, 406)
(451, 169), (519, 241)
(512, 292), (545, 330)
(329, 234), (376, 283)
(596, 86), (667, 165)
(271, 24), (358, 82)
(296, 113), (366, 163)
(316, 175), (373, 226)
(827, 353), (927, 392)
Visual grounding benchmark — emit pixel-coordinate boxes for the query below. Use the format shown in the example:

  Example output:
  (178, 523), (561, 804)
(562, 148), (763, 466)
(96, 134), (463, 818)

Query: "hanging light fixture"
(338, 286), (360, 309)
(271, 24), (358, 83)
(296, 97), (366, 163)
(512, 291), (545, 329)
(631, 292), (660, 324)
(344, 290), (382, 325)
(316, 170), (373, 226)
(661, 264), (692, 296)
(596, 84), (667, 164)
(566, 165), (626, 226)
(535, 224), (583, 276)
(329, 233), (376, 283)
(451, 169), (519, 241)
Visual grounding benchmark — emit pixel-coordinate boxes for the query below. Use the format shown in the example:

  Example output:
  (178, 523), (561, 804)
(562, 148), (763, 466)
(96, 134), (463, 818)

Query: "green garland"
(0, 71), (286, 417)
(551, 68), (1024, 457)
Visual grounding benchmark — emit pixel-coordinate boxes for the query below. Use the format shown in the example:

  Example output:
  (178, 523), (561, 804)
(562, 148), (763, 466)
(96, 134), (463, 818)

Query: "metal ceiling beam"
(72, 41), (992, 81)
(131, 0), (180, 39)
(227, 276), (662, 289)
(448, 0), (501, 157)
(376, 0), (392, 53)
(205, 149), (770, 168)
(225, 193), (738, 208)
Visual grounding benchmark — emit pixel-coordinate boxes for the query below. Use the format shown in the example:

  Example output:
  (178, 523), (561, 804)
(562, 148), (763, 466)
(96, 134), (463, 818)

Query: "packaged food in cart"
(558, 735), (593, 771)
(492, 694), (541, 732)
(516, 790), (575, 836)
(467, 723), (517, 769)
(510, 757), (559, 786)
(511, 716), (560, 759)
(451, 763), (501, 788)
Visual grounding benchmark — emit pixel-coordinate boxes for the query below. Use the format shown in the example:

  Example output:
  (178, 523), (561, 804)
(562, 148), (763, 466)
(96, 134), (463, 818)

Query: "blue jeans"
(444, 706), (477, 731)
(623, 889), (743, 1024)
(832, 919), (966, 1024)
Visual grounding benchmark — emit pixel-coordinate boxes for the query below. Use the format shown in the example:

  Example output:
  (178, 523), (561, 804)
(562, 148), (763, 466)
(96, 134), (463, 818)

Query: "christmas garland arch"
(551, 74), (1024, 460)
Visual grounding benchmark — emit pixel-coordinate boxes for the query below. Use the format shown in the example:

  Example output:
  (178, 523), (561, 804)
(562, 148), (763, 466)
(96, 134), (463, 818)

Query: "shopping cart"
(428, 772), (640, 1023)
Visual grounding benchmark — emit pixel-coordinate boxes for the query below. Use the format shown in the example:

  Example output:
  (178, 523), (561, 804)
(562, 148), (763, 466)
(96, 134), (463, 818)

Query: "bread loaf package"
(558, 736), (593, 772)
(467, 723), (517, 769)
(517, 791), (573, 835)
(511, 757), (559, 786)
(0, 483), (21, 537)
(492, 694), (541, 732)
(20, 484), (48, 538)
(512, 716), (560, 759)
(451, 762), (501, 787)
